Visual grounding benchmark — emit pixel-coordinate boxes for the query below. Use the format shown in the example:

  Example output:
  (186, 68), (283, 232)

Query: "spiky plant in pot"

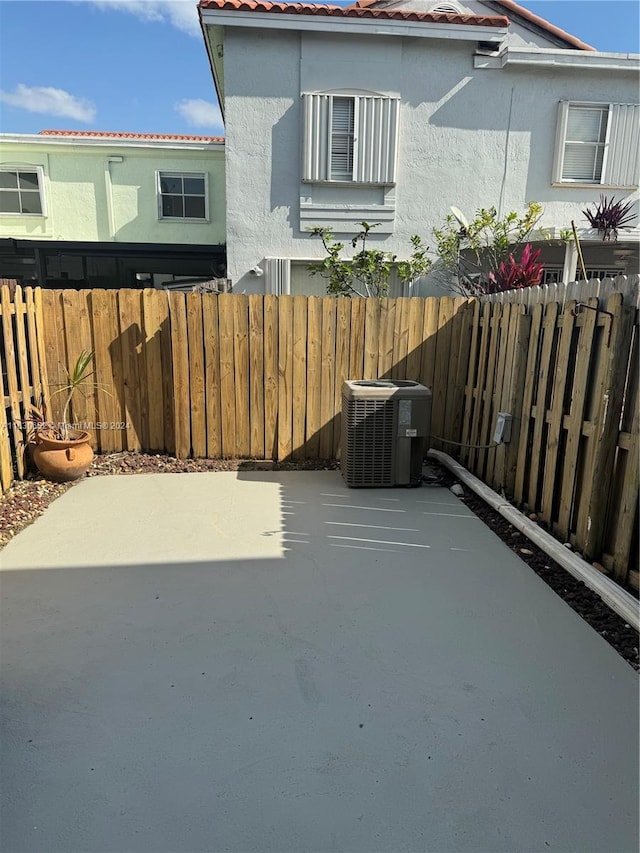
(583, 195), (637, 241)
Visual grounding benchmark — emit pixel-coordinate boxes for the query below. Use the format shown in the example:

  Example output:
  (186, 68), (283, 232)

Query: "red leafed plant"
(487, 243), (544, 292)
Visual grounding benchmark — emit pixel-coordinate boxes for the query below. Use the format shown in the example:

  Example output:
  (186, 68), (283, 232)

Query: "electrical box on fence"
(341, 380), (432, 488)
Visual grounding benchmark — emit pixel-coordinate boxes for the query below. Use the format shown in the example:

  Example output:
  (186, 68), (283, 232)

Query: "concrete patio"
(1, 471), (638, 853)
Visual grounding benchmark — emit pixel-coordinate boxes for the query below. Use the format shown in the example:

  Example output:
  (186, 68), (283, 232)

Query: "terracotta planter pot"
(32, 430), (94, 482)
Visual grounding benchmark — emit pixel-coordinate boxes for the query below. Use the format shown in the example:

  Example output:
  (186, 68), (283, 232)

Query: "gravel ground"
(1, 452), (637, 670)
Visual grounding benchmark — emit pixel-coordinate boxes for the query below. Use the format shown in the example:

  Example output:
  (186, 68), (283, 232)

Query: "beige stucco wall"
(0, 139), (225, 245)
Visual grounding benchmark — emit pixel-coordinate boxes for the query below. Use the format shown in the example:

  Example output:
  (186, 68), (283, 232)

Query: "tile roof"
(199, 0), (594, 51)
(352, 0), (594, 51)
(492, 0), (594, 51)
(198, 0), (509, 28)
(38, 130), (225, 143)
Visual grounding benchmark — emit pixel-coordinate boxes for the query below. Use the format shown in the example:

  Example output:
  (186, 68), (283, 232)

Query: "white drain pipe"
(428, 449), (640, 632)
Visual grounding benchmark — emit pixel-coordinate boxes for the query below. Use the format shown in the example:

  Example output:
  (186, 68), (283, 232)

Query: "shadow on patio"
(1, 471), (638, 853)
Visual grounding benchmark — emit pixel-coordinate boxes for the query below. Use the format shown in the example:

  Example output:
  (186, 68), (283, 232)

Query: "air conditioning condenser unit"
(341, 380), (432, 488)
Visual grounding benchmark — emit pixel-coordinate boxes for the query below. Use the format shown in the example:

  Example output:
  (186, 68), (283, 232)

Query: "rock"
(528, 513), (538, 522)
(519, 548), (534, 556)
(563, 542), (572, 549)
(450, 484), (464, 497)
(592, 562), (606, 573)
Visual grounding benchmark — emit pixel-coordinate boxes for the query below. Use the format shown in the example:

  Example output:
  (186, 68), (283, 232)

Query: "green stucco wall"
(0, 139), (225, 245)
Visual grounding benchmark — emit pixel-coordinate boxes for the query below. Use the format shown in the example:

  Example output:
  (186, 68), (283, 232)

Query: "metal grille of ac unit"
(343, 397), (395, 486)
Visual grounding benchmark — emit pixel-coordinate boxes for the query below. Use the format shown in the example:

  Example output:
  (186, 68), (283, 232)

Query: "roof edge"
(351, 0), (595, 51)
(492, 0), (595, 51)
(38, 130), (225, 143)
(198, 0), (509, 28)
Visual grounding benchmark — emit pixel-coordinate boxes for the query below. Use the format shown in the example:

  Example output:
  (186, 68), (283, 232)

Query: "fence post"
(582, 294), (635, 572)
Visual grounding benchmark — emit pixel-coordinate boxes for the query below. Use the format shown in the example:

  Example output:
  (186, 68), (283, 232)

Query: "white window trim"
(0, 165), (47, 217)
(552, 100), (639, 188)
(156, 170), (210, 222)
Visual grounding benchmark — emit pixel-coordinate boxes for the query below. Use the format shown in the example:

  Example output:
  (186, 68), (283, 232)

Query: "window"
(553, 101), (639, 187)
(302, 93), (399, 184)
(331, 97), (355, 181)
(157, 172), (208, 220)
(0, 168), (44, 215)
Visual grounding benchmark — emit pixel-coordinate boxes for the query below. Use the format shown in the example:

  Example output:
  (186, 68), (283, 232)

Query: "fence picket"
(363, 298), (380, 379)
(540, 301), (575, 525)
(248, 295), (265, 459)
(41, 290), (67, 424)
(1, 288), (25, 478)
(218, 293), (236, 458)
(555, 298), (598, 539)
(514, 303), (543, 504)
(62, 290), (96, 446)
(90, 290), (124, 453)
(0, 361), (12, 492)
(277, 295), (294, 461)
(305, 297), (322, 458)
(333, 298), (351, 459)
(377, 297), (395, 379)
(13, 288), (32, 432)
(582, 295), (634, 566)
(406, 298), (425, 382)
(476, 304), (502, 479)
(490, 304), (516, 491)
(391, 298), (409, 380)
(430, 297), (455, 450)
(142, 289), (167, 452)
(187, 293), (207, 458)
(203, 294), (222, 458)
(349, 298), (365, 379)
(0, 291), (15, 491)
(263, 295), (278, 461)
(168, 292), (190, 459)
(527, 302), (559, 510)
(117, 290), (144, 452)
(233, 295), (250, 457)
(319, 297), (336, 459)
(292, 295), (308, 459)
(24, 288), (42, 412)
(443, 298), (469, 446)
(460, 299), (481, 463)
(504, 309), (530, 497)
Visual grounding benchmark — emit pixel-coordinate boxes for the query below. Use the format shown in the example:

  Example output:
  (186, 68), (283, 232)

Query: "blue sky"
(0, 1), (638, 137)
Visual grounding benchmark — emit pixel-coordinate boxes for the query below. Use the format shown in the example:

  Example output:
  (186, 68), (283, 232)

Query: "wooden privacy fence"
(482, 274), (639, 308)
(1, 281), (637, 588)
(0, 283), (49, 494)
(37, 289), (473, 463)
(459, 285), (638, 589)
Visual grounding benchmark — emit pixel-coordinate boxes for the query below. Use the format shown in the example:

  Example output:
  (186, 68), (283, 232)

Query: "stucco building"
(0, 130), (226, 288)
(199, 0), (639, 295)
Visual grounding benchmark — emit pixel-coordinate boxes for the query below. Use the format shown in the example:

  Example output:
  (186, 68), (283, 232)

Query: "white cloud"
(175, 98), (223, 130)
(89, 1), (200, 37)
(0, 84), (96, 122)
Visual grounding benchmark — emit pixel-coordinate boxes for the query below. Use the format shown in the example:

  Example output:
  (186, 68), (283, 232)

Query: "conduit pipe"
(428, 449), (640, 632)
